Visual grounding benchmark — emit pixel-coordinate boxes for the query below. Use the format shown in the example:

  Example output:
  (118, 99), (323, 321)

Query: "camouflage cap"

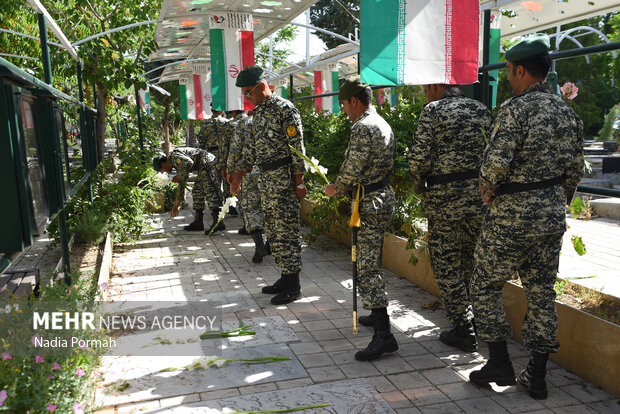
(236, 66), (265, 87)
(338, 76), (367, 101)
(505, 33), (550, 62)
(152, 153), (166, 172)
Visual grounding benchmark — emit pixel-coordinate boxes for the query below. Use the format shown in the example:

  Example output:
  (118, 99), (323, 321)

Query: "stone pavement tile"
(489, 392), (546, 413)
(420, 339), (467, 354)
(319, 338), (355, 352)
(371, 355), (414, 375)
(387, 372), (432, 390)
(302, 319), (334, 331)
(367, 375), (398, 393)
(436, 382), (486, 401)
(546, 370), (587, 388)
(294, 331), (314, 342)
(452, 363), (485, 381)
(408, 328), (442, 342)
(537, 387), (581, 409)
(551, 405), (599, 413)
(310, 328), (346, 341)
(321, 310), (350, 320)
(289, 341), (323, 355)
(395, 408), (423, 414)
(420, 367), (465, 385)
(293, 310), (327, 321)
(328, 350), (358, 365)
(198, 387), (240, 401)
(340, 362), (382, 378)
(307, 366), (346, 383)
(436, 351), (485, 367)
(116, 400), (161, 413)
(417, 401), (465, 413)
(331, 317), (354, 328)
(380, 390), (412, 409)
(159, 393), (201, 408)
(239, 382), (278, 395)
(589, 399), (620, 413)
(402, 386), (450, 407)
(297, 352), (334, 368)
(275, 378), (314, 390)
(396, 342), (429, 357)
(560, 383), (615, 404)
(454, 397), (509, 413)
(403, 354), (448, 370)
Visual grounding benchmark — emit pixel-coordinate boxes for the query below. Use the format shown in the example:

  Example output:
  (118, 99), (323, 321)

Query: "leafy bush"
(597, 104), (620, 142)
(71, 209), (109, 246)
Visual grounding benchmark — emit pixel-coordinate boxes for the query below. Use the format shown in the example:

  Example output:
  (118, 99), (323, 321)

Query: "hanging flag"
(210, 12), (255, 111)
(179, 74), (213, 120)
(138, 87), (151, 114)
(377, 87), (397, 107)
(276, 78), (289, 99)
(360, 0), (479, 85)
(313, 64), (340, 114)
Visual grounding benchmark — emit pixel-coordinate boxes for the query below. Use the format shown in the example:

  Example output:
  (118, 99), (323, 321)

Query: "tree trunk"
(187, 119), (196, 147)
(163, 96), (171, 155)
(96, 82), (108, 161)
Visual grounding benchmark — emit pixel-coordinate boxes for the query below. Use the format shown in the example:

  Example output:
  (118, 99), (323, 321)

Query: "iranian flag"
(210, 12), (255, 111)
(179, 74), (213, 120)
(314, 64), (339, 114)
(360, 0), (479, 85)
(138, 87), (150, 114)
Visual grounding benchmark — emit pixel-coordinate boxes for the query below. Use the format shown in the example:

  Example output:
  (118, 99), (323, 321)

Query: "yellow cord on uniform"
(349, 183), (363, 228)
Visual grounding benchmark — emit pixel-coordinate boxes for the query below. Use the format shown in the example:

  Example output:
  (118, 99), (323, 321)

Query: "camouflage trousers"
(428, 216), (482, 326)
(355, 188), (395, 310)
(240, 167), (264, 232)
(258, 167), (301, 274)
(192, 159), (224, 211)
(471, 215), (562, 353)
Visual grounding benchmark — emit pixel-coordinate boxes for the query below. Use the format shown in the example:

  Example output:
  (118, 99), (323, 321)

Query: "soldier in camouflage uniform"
(230, 66), (307, 305)
(218, 110), (248, 216)
(152, 147), (224, 233)
(408, 85), (492, 353)
(227, 113), (269, 263)
(469, 34), (584, 400)
(325, 78), (397, 361)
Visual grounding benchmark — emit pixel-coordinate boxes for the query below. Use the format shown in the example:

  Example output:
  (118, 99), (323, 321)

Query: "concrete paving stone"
(301, 319), (335, 331)
(421, 367), (465, 385)
(198, 387), (240, 401)
(293, 310), (327, 321)
(297, 352), (334, 368)
(116, 399), (161, 413)
(275, 377), (315, 389)
(319, 338), (356, 352)
(371, 355), (414, 375)
(294, 331), (315, 342)
(381, 390), (413, 409)
(437, 381), (487, 401)
(396, 342), (429, 357)
(551, 405), (599, 414)
(403, 354), (448, 371)
(340, 362), (382, 378)
(420, 339), (466, 354)
(307, 366), (346, 383)
(537, 387), (581, 409)
(407, 328), (443, 342)
(387, 372), (432, 390)
(158, 393), (201, 408)
(289, 341), (323, 355)
(417, 401), (465, 413)
(366, 375), (398, 393)
(331, 317), (355, 329)
(560, 383), (616, 404)
(321, 310), (351, 320)
(454, 397), (509, 414)
(395, 408), (423, 414)
(310, 328), (346, 341)
(238, 382), (278, 395)
(328, 350), (359, 365)
(545, 369), (587, 387)
(436, 351), (485, 367)
(589, 399), (620, 413)
(489, 391), (546, 413)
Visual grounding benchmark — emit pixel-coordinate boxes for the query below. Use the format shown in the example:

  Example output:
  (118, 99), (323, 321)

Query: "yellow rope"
(349, 183), (363, 228)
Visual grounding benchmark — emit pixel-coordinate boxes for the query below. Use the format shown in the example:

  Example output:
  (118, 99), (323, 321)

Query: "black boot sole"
(354, 340), (399, 361)
(517, 373), (548, 399)
(184, 226), (204, 231)
(439, 332), (478, 352)
(470, 374), (516, 387)
(271, 291), (301, 305)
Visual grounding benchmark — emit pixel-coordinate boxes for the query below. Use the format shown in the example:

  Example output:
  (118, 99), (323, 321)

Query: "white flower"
(153, 172), (171, 188)
(189, 356), (218, 369)
(209, 358), (228, 368)
(318, 165), (328, 176)
(217, 196), (238, 222)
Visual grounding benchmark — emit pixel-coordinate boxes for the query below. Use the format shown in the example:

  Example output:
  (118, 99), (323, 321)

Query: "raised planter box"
(300, 199), (620, 397)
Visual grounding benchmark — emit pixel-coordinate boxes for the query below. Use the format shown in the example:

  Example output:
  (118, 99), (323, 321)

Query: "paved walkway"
(94, 209), (618, 414)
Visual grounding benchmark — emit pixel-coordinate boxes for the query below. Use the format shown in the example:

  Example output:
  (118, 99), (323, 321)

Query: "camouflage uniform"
(196, 114), (230, 198)
(243, 94), (305, 274)
(472, 81), (584, 353)
(334, 106), (395, 310)
(228, 116), (264, 232)
(408, 87), (492, 326)
(168, 147), (223, 211)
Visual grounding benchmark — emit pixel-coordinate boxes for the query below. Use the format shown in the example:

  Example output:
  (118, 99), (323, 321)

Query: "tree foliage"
(310, 0), (359, 49)
(256, 25), (299, 71)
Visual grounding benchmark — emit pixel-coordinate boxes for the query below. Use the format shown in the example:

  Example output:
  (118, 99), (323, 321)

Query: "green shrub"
(597, 104), (620, 141)
(71, 209), (109, 246)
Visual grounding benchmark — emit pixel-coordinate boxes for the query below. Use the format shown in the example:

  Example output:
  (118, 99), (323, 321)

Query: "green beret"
(338, 76), (368, 101)
(236, 66), (265, 87)
(505, 33), (550, 62)
(152, 153), (165, 172)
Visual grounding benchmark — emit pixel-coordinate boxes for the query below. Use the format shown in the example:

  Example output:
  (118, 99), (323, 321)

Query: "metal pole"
(305, 9), (311, 66)
(37, 13), (52, 85)
(289, 74), (294, 100)
(482, 10), (491, 108)
(269, 35), (274, 72)
(135, 85), (145, 156)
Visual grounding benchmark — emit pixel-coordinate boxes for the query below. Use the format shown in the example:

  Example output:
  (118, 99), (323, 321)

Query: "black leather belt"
(426, 169), (479, 186)
(496, 176), (564, 196)
(258, 156), (292, 173)
(350, 176), (391, 198)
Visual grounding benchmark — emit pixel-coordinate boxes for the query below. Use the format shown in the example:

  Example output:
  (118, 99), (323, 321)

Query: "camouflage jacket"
(335, 105), (395, 195)
(480, 81), (584, 234)
(227, 115), (253, 175)
(197, 114), (229, 152)
(244, 94), (306, 175)
(408, 87), (492, 221)
(219, 113), (248, 172)
(168, 147), (216, 199)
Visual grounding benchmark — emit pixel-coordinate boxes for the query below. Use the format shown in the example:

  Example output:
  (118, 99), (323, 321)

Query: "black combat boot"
(517, 351), (549, 399)
(270, 273), (301, 305)
(184, 210), (204, 231)
(261, 276), (285, 294)
(205, 208), (225, 234)
(229, 206), (239, 216)
(358, 314), (374, 327)
(469, 341), (516, 386)
(439, 322), (478, 352)
(355, 308), (399, 361)
(238, 227), (250, 235)
(250, 230), (269, 263)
